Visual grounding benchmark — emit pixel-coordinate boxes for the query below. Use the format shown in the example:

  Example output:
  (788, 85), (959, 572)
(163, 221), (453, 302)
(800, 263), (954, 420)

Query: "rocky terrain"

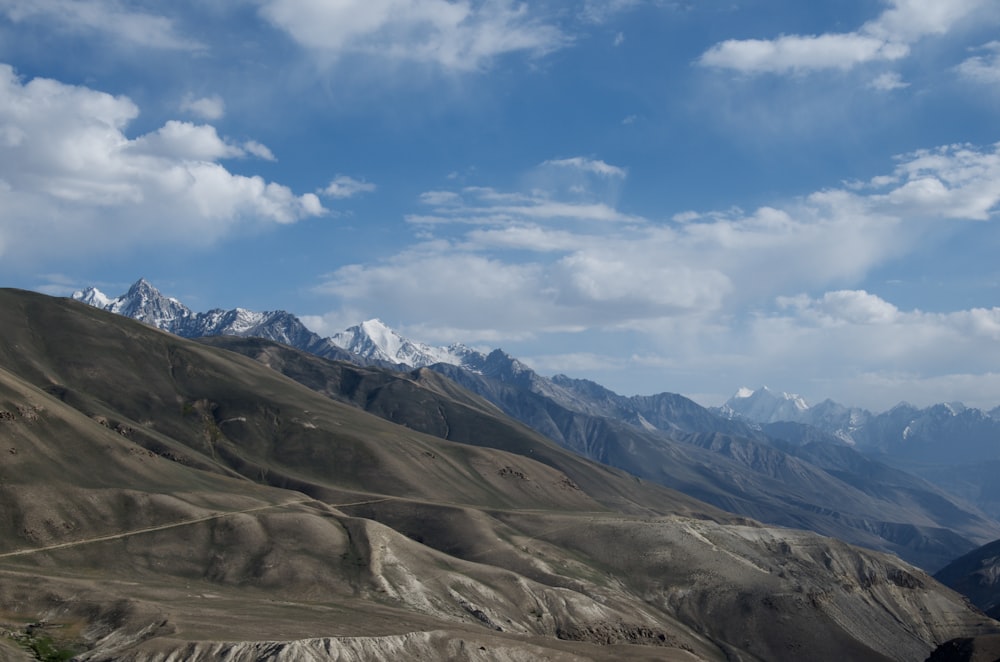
(0, 288), (997, 660)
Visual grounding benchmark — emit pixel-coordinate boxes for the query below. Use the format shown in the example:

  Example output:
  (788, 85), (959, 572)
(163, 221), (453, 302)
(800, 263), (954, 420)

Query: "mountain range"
(71, 280), (1000, 576)
(4, 287), (1000, 660)
(719, 385), (1000, 520)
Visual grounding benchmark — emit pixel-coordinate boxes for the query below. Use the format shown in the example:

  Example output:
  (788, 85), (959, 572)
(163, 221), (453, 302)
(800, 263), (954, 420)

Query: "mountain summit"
(329, 318), (486, 370)
(718, 385), (811, 423)
(74, 278), (192, 327)
(72, 279), (355, 362)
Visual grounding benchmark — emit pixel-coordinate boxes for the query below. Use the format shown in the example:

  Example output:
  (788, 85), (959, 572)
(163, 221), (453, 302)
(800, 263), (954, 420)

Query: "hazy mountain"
(6, 289), (998, 660)
(719, 386), (1000, 519)
(719, 386), (1000, 465)
(718, 385), (811, 423)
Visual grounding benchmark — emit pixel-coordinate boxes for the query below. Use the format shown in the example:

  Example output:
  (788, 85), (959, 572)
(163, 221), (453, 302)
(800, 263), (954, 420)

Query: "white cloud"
(542, 157), (627, 178)
(0, 65), (324, 263)
(321, 175), (376, 199)
(409, 184), (638, 225)
(699, 34), (907, 74)
(957, 41), (1000, 84)
(698, 0), (990, 75)
(869, 71), (909, 90)
(867, 0), (988, 43)
(0, 0), (201, 50)
(128, 120), (246, 161)
(315, 140), (1000, 361)
(745, 291), (1000, 409)
(242, 140), (276, 161)
(777, 290), (901, 325)
(870, 143), (1000, 220)
(258, 0), (567, 71)
(180, 94), (226, 120)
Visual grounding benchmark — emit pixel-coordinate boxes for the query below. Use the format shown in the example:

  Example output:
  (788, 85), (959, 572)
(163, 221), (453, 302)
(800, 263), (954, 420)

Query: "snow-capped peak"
(330, 319), (486, 370)
(719, 386), (810, 424)
(72, 286), (112, 309)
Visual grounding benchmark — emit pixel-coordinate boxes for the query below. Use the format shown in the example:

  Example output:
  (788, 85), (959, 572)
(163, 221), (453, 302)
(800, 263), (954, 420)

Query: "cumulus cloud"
(321, 175), (376, 199)
(957, 41), (1000, 84)
(180, 94), (225, 120)
(258, 0), (567, 71)
(777, 290), (901, 325)
(868, 143), (1000, 220)
(0, 0), (201, 50)
(0, 65), (324, 263)
(698, 0), (990, 74)
(128, 121), (246, 161)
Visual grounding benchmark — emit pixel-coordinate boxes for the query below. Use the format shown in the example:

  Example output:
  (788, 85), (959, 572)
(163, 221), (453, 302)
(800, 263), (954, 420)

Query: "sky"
(1, 0), (1000, 412)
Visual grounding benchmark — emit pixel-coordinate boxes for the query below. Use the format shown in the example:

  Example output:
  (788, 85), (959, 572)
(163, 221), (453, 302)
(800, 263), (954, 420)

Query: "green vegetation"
(4, 625), (81, 662)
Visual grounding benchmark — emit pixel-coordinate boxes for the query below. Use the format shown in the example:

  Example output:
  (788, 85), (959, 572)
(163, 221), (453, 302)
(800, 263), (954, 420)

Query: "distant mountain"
(74, 279), (357, 364)
(717, 386), (1000, 464)
(717, 385), (871, 445)
(718, 386), (1000, 521)
(717, 385), (811, 424)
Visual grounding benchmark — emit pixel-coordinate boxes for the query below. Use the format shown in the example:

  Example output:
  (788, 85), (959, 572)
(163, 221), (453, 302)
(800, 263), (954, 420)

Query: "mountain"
(419, 357), (1000, 572)
(70, 279), (1000, 572)
(717, 386), (872, 445)
(936, 538), (1000, 620)
(718, 386), (1000, 465)
(718, 385), (812, 424)
(719, 386), (1000, 520)
(329, 318), (486, 370)
(74, 279), (358, 364)
(7, 288), (1000, 659)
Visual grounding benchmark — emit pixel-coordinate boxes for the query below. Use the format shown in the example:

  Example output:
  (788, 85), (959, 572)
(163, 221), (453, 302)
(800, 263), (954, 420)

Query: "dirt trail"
(0, 496), (394, 559)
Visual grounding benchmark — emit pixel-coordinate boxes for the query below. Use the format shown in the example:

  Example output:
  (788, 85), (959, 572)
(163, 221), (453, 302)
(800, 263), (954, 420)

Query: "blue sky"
(1, 0), (1000, 411)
